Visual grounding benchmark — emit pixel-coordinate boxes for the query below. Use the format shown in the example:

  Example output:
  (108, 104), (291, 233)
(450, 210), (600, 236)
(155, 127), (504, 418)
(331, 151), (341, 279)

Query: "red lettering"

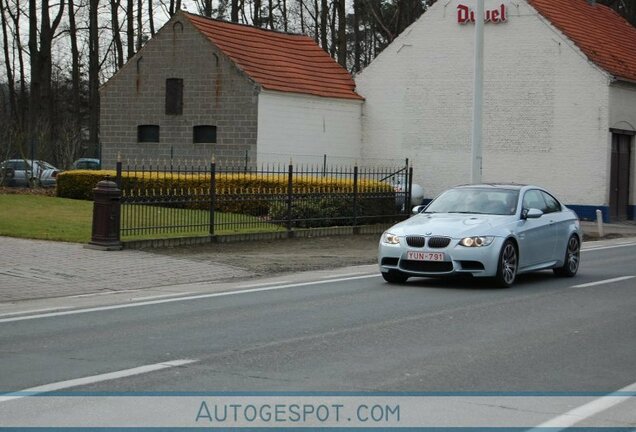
(457, 4), (470, 24)
(457, 3), (507, 24)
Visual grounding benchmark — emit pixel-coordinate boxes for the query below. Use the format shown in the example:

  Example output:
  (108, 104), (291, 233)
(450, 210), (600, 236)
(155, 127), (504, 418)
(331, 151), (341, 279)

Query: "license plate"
(406, 251), (445, 261)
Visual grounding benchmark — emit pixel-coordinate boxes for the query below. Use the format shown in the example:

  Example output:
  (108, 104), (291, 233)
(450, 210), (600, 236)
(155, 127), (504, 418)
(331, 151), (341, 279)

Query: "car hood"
(387, 213), (515, 238)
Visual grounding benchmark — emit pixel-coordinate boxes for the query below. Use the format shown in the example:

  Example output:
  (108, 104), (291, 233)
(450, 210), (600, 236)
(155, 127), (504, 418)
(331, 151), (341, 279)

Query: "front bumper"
(378, 237), (505, 278)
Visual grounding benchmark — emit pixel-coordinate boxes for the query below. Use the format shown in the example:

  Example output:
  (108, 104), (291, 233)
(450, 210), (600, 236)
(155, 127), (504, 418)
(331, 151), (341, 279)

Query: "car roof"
(454, 183), (528, 190)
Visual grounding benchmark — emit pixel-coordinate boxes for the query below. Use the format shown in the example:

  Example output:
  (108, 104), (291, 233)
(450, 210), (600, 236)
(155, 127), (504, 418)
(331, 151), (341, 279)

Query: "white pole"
(596, 209), (604, 237)
(471, 0), (485, 184)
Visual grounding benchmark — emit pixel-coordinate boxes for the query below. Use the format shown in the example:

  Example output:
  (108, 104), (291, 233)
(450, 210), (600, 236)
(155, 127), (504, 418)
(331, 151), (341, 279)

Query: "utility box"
(88, 177), (122, 250)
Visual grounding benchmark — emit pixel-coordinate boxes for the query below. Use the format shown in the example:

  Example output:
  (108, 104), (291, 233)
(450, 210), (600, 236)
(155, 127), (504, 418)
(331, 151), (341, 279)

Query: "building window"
(138, 125), (160, 142)
(193, 125), (217, 143)
(165, 78), (183, 115)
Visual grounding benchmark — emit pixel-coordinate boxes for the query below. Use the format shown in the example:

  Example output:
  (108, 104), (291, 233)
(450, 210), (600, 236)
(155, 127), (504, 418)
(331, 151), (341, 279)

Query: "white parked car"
(379, 184), (581, 287)
(0, 159), (61, 187)
(384, 174), (425, 210)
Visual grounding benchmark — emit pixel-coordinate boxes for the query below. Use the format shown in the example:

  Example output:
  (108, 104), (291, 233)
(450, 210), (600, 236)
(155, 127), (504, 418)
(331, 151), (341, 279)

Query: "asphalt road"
(1, 239), (635, 397)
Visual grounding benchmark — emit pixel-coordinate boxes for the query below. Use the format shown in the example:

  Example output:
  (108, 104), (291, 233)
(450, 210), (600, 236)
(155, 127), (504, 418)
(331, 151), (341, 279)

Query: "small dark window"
(193, 125), (217, 143)
(165, 78), (183, 115)
(138, 125), (160, 142)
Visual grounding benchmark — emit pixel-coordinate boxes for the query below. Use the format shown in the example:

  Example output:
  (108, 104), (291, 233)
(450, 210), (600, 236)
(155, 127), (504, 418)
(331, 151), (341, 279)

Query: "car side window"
(541, 191), (561, 213)
(10, 161), (27, 170)
(522, 190), (547, 212)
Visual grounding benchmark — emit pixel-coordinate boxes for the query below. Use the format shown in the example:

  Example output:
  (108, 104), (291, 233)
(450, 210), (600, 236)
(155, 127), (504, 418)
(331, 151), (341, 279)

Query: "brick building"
(355, 0), (636, 221)
(100, 11), (363, 169)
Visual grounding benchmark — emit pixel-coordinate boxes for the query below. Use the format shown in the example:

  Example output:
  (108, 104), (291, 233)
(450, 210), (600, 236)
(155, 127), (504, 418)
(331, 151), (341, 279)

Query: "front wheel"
(494, 240), (517, 288)
(382, 270), (409, 284)
(554, 235), (580, 277)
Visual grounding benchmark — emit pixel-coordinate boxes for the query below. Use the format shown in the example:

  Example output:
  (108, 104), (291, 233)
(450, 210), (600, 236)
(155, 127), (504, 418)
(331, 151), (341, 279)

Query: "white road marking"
(237, 280), (291, 288)
(582, 241), (636, 252)
(0, 274), (380, 324)
(571, 276), (635, 288)
(130, 292), (194, 301)
(0, 359), (197, 403)
(0, 307), (72, 318)
(531, 380), (636, 430)
(69, 290), (142, 298)
(320, 272), (369, 279)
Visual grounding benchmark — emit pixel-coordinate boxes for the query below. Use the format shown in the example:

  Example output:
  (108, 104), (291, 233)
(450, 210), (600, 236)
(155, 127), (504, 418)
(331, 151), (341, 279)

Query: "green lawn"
(0, 194), (93, 242)
(0, 194), (283, 243)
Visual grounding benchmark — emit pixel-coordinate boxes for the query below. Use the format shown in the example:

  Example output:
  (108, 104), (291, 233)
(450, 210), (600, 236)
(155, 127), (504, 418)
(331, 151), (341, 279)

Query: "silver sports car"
(378, 184), (581, 287)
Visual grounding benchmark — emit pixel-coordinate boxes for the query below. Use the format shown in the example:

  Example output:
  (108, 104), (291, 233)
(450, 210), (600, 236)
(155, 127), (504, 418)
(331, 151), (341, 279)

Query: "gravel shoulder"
(149, 234), (381, 276)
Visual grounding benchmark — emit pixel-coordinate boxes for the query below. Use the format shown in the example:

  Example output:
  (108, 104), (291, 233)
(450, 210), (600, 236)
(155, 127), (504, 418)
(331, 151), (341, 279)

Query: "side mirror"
(412, 205), (426, 215)
(522, 208), (543, 219)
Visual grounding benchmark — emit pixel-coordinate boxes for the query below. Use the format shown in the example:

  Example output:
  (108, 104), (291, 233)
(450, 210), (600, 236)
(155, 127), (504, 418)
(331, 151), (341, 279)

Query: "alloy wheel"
(566, 236), (580, 274)
(501, 243), (517, 285)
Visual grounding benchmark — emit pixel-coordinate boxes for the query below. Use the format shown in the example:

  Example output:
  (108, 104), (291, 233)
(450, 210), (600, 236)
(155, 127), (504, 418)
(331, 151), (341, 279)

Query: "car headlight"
(382, 232), (401, 245)
(459, 236), (494, 247)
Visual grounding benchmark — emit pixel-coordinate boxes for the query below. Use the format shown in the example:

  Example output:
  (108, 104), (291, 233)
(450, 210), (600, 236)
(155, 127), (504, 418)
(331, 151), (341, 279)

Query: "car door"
(10, 160), (29, 186)
(517, 189), (557, 269)
(541, 191), (569, 261)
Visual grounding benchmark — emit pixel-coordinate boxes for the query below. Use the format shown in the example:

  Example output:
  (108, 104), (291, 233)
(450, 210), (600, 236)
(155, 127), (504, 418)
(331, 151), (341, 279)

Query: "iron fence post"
(323, 154), (327, 177)
(407, 166), (414, 214)
(287, 163), (293, 234)
(353, 166), (359, 231)
(88, 176), (122, 250)
(116, 160), (122, 188)
(210, 162), (216, 236)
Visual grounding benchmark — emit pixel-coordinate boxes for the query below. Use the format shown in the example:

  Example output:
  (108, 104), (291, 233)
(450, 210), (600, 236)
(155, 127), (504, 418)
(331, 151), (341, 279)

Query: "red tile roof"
(529, 0), (636, 82)
(183, 12), (362, 100)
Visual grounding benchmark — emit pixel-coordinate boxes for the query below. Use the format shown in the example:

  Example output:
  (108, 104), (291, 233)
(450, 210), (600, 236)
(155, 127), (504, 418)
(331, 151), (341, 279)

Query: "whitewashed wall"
(256, 90), (363, 167)
(609, 83), (636, 206)
(356, 0), (612, 207)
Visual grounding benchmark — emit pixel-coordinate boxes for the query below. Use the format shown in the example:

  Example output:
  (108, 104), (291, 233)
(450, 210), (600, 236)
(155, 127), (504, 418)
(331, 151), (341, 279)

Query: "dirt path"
(149, 234), (381, 275)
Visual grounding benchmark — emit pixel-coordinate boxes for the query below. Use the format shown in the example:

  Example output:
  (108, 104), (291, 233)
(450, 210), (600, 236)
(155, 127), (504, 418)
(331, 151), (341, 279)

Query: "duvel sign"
(457, 4), (507, 24)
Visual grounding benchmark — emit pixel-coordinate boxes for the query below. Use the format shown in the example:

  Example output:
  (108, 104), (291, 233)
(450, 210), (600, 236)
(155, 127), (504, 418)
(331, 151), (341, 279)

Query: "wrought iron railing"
(115, 160), (414, 239)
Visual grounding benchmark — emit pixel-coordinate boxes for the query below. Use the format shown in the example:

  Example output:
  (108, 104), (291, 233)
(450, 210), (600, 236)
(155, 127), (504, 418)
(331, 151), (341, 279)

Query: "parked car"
(71, 158), (101, 170)
(0, 159), (61, 187)
(383, 174), (425, 210)
(378, 184), (581, 287)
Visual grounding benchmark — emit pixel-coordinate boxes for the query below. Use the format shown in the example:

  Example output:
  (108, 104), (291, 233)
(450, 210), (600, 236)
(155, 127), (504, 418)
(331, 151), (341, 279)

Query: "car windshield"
(424, 188), (519, 215)
(38, 161), (56, 170)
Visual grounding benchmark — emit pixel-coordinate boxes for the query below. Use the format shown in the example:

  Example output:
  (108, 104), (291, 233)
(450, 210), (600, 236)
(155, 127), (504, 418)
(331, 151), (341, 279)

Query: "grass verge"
(0, 194), (93, 243)
(0, 194), (284, 243)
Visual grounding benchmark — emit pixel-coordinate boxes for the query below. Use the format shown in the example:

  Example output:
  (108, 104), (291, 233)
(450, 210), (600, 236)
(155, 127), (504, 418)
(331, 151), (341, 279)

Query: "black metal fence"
(114, 160), (413, 240)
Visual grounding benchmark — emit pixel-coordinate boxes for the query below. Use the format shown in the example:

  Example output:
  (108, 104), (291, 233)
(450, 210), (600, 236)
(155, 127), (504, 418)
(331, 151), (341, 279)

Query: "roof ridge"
(183, 11), (310, 39)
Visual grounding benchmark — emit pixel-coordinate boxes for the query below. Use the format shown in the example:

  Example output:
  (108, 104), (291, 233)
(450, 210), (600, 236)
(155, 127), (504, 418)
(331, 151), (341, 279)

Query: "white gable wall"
(256, 90), (363, 166)
(356, 0), (611, 207)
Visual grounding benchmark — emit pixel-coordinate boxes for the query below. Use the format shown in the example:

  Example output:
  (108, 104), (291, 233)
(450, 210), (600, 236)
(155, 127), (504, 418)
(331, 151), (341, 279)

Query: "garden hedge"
(56, 170), (396, 222)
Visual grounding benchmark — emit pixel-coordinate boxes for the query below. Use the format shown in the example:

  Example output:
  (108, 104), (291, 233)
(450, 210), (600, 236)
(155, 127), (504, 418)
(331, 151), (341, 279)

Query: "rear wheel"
(382, 270), (409, 284)
(554, 235), (580, 277)
(494, 240), (517, 288)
